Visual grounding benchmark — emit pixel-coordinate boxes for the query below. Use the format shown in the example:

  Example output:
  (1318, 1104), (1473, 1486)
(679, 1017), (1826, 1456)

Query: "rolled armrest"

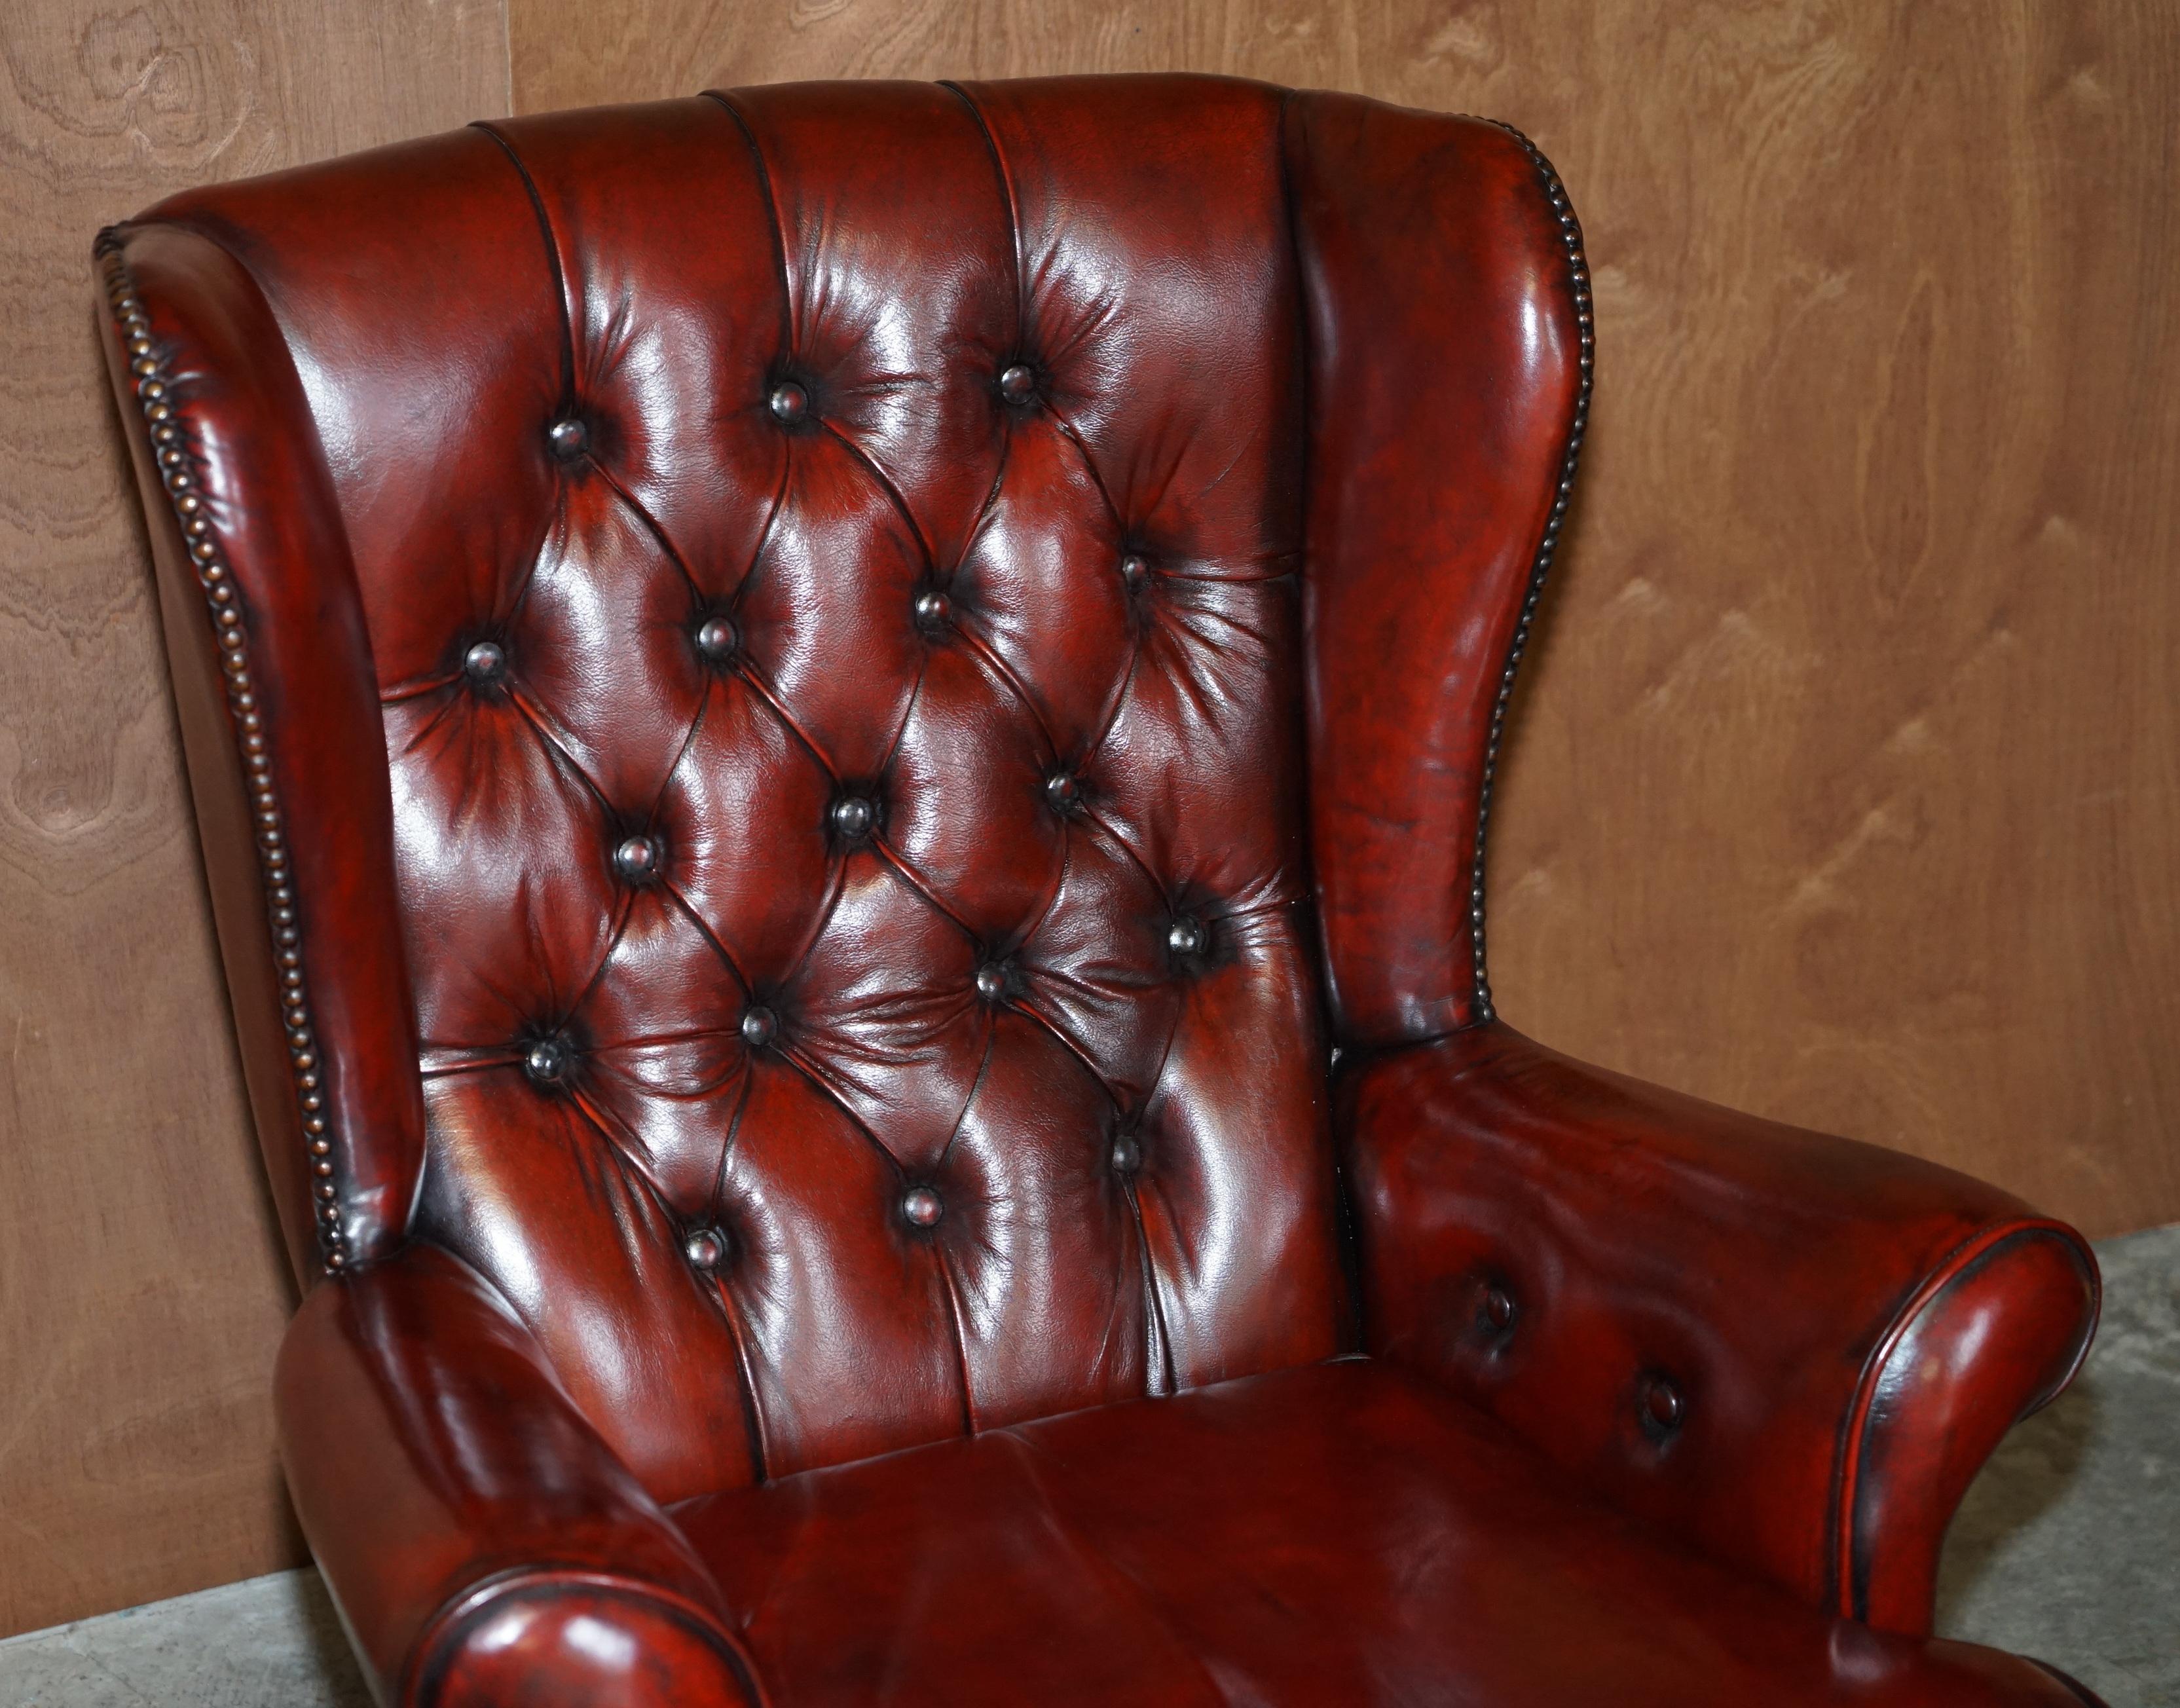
(275, 1240), (766, 1706)
(1340, 1022), (2098, 1636)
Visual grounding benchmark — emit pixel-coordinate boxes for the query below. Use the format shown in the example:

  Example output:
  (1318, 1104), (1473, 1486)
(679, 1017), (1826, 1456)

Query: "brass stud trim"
(96, 229), (349, 1276)
(1466, 124), (1594, 1026)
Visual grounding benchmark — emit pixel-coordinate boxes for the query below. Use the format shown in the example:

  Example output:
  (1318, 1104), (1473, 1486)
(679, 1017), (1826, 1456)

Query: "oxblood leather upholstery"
(96, 75), (2102, 1707)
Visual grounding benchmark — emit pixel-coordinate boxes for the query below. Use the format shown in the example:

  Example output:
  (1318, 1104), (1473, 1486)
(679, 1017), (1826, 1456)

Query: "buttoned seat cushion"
(669, 1358), (2082, 1706)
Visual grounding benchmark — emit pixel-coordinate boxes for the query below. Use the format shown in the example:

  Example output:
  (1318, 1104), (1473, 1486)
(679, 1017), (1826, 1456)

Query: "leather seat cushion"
(671, 1358), (2080, 1706)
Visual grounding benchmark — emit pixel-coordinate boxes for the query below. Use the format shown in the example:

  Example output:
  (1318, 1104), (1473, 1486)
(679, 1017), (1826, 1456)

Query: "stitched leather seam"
(470, 122), (578, 406)
(1830, 1217), (2096, 1620)
(1465, 124), (1594, 1024)
(2027, 1657), (2109, 1707)
(94, 231), (354, 1275)
(940, 82), (1030, 348)
(701, 92), (800, 360)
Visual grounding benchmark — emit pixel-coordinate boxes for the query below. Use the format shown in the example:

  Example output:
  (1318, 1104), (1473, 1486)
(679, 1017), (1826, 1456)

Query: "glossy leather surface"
(276, 1241), (764, 1704)
(673, 1358), (2090, 1707)
(1289, 92), (1583, 1044)
(1342, 1023), (2099, 1635)
(96, 73), (2103, 1708)
(136, 79), (1342, 1500)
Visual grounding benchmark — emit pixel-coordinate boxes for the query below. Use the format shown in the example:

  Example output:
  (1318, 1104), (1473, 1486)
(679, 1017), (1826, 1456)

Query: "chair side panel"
(1287, 96), (1589, 1047)
(96, 224), (426, 1279)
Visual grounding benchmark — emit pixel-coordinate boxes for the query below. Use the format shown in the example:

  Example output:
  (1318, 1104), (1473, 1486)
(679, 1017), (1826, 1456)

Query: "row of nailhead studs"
(1468, 124), (1596, 1027)
(96, 232), (348, 1274)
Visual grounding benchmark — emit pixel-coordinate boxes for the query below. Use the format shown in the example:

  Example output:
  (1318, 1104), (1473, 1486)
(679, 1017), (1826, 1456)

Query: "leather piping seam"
(1829, 1217), (2095, 1620)
(407, 1566), (767, 1707)
(94, 229), (352, 1276)
(1464, 123), (1593, 1024)
(2027, 1658), (2109, 1707)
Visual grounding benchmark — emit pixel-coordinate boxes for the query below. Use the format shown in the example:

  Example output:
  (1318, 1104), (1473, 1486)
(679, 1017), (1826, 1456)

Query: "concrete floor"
(2, 1225), (2171, 1707)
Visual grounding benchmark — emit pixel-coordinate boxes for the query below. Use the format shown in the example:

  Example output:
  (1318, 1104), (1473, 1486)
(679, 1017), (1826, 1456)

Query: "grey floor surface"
(3, 1224), (2172, 1707)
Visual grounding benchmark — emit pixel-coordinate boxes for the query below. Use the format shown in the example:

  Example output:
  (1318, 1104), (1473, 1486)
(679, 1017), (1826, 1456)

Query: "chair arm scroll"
(276, 1240), (766, 1706)
(1340, 1021), (2098, 1635)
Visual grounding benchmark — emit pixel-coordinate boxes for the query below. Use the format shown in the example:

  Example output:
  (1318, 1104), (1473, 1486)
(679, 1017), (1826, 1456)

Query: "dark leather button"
(830, 794), (876, 841)
(741, 1005), (777, 1049)
(1167, 916), (1206, 958)
(547, 418), (587, 458)
(1044, 771), (1082, 813)
(684, 1227), (727, 1271)
(974, 962), (1010, 1003)
(768, 382), (809, 424)
(694, 616), (739, 662)
(1641, 1373), (1686, 1437)
(998, 363), (1037, 401)
(612, 834), (658, 885)
(1483, 1284), (1517, 1332)
(1120, 553), (1149, 588)
(914, 589), (951, 628)
(902, 1185), (944, 1228)
(1110, 1132), (1142, 1174)
(463, 640), (506, 684)
(523, 1038), (569, 1086)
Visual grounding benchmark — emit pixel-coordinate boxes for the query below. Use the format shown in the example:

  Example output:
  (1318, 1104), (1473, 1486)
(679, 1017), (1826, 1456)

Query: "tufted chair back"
(101, 77), (1584, 1503)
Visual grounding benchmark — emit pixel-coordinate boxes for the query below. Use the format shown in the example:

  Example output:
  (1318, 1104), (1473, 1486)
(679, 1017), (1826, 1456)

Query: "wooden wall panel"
(0, 0), (507, 1637)
(512, 0), (2180, 1239)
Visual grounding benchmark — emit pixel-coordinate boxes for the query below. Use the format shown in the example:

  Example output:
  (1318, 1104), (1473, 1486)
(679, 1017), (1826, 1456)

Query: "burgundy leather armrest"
(1340, 1022), (2099, 1637)
(275, 1241), (766, 1707)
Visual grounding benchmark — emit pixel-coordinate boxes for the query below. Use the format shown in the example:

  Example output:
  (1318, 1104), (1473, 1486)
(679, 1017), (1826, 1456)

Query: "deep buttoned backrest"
(103, 77), (1585, 1500)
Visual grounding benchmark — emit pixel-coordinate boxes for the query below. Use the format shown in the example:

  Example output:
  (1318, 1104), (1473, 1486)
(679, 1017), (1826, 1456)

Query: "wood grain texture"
(514, 0), (2180, 1240)
(0, 0), (507, 1637)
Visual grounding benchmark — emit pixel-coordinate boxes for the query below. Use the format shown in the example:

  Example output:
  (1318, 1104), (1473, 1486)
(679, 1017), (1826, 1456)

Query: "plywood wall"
(0, 0), (508, 1638)
(2, 0), (2173, 1639)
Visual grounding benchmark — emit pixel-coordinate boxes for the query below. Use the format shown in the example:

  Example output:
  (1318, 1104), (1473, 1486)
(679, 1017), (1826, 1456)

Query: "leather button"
(1044, 771), (1082, 814)
(902, 1185), (944, 1228)
(547, 418), (587, 459)
(741, 1005), (777, 1049)
(998, 363), (1037, 402)
(523, 1038), (570, 1086)
(1120, 553), (1149, 589)
(463, 640), (506, 684)
(612, 834), (658, 885)
(684, 1227), (728, 1271)
(768, 382), (809, 424)
(1110, 1132), (1142, 1174)
(694, 616), (739, 663)
(974, 961), (1010, 1003)
(830, 794), (876, 841)
(1482, 1284), (1517, 1333)
(1640, 1373), (1686, 1438)
(914, 589), (951, 629)
(1167, 916), (1206, 958)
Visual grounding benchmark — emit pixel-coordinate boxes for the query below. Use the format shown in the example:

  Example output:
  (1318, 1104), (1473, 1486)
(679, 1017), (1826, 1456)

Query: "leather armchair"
(97, 75), (2102, 1706)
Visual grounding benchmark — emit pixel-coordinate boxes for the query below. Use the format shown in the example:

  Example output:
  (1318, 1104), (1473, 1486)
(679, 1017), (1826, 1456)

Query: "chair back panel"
(142, 77), (1344, 1494)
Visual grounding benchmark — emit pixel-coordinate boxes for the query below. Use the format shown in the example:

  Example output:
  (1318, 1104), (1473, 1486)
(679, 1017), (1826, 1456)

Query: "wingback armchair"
(98, 76), (2103, 1707)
